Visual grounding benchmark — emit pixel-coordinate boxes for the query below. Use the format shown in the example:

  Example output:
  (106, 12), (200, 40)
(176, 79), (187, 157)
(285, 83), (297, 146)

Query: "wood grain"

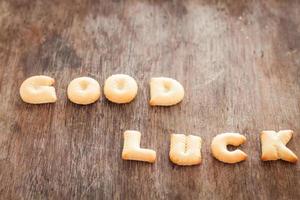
(0, 0), (299, 199)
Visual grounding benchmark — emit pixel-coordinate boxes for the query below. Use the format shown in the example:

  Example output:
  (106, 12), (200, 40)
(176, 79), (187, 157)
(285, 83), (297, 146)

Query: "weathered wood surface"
(0, 0), (299, 199)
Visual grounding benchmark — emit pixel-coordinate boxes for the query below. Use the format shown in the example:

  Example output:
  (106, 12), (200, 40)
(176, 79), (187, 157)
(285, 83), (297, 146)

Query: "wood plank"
(0, 0), (299, 199)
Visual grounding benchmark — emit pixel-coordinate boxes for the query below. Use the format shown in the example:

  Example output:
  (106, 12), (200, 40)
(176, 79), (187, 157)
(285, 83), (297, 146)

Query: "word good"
(19, 75), (185, 106)
(121, 130), (298, 165)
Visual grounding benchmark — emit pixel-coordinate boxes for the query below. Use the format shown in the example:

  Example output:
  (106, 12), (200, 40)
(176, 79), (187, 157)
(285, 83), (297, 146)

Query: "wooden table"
(0, 0), (299, 199)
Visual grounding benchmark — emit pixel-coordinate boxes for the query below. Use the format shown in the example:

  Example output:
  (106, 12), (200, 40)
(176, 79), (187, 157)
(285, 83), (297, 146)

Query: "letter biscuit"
(104, 74), (138, 104)
(20, 75), (57, 104)
(169, 134), (202, 166)
(261, 130), (298, 163)
(211, 133), (247, 164)
(122, 130), (156, 163)
(67, 77), (101, 105)
(149, 77), (184, 106)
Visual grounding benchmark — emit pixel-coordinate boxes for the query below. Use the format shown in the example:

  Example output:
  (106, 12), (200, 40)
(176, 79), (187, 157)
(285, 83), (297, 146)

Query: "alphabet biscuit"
(169, 134), (202, 166)
(104, 74), (138, 104)
(261, 130), (298, 163)
(67, 77), (101, 105)
(211, 133), (247, 164)
(122, 130), (156, 163)
(20, 75), (57, 104)
(149, 77), (184, 106)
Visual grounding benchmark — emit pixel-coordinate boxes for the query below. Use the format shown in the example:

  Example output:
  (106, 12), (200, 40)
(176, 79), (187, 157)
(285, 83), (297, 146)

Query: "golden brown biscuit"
(20, 75), (57, 104)
(169, 134), (202, 166)
(149, 77), (184, 106)
(67, 77), (101, 105)
(261, 130), (298, 163)
(122, 130), (156, 163)
(211, 133), (247, 164)
(104, 74), (138, 104)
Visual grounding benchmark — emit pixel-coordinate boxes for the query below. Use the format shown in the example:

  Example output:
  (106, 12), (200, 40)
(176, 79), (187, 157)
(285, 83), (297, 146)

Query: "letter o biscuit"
(67, 77), (101, 105)
(19, 75), (57, 104)
(150, 77), (184, 106)
(104, 74), (138, 104)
